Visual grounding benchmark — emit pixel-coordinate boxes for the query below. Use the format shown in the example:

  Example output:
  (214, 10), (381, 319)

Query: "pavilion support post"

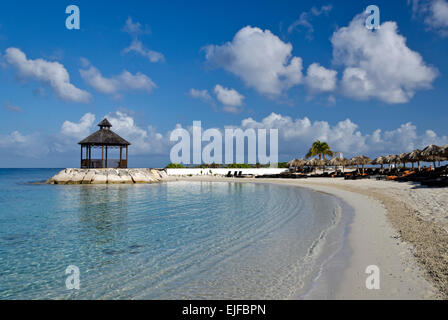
(86, 146), (89, 169)
(102, 146), (104, 168)
(105, 146), (108, 169)
(120, 147), (123, 168)
(126, 146), (128, 168)
(80, 146), (83, 168)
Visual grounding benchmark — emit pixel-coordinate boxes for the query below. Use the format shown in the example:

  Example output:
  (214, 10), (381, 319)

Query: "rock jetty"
(46, 168), (168, 184)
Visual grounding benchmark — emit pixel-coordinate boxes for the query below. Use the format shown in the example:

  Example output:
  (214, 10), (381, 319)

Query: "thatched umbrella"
(384, 155), (398, 171)
(373, 156), (386, 171)
(329, 157), (348, 173)
(393, 154), (401, 170)
(351, 156), (361, 173)
(351, 156), (371, 174)
(407, 149), (423, 171)
(339, 158), (351, 173)
(307, 158), (325, 172)
(399, 152), (409, 168)
(287, 158), (307, 172)
(421, 144), (444, 169)
(309, 158), (324, 166)
(357, 155), (371, 175)
(287, 158), (301, 168)
(329, 157), (341, 171)
(297, 158), (307, 168)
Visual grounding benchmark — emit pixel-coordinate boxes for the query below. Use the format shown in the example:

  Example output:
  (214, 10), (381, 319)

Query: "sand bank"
(173, 175), (445, 299)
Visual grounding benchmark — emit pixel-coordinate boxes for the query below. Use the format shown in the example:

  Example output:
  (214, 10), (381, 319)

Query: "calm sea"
(0, 168), (348, 299)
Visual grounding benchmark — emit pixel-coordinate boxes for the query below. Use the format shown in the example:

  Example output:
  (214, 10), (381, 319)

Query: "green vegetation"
(306, 140), (333, 160)
(165, 163), (185, 168)
(277, 162), (289, 168)
(226, 163), (252, 168)
(165, 162), (288, 168)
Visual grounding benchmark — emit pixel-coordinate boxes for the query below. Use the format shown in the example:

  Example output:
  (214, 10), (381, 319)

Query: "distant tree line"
(165, 162), (289, 169)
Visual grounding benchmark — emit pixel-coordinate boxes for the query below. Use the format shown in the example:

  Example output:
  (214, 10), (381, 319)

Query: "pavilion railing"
(81, 159), (127, 169)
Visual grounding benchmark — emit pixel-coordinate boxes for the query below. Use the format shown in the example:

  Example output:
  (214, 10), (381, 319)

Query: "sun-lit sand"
(172, 175), (448, 299)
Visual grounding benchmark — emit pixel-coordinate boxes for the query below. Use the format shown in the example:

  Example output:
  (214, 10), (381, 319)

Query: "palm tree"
(306, 140), (334, 160)
(306, 140), (334, 172)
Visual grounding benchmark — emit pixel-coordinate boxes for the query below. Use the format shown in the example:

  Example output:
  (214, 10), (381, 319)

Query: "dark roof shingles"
(78, 129), (131, 146)
(98, 118), (113, 128)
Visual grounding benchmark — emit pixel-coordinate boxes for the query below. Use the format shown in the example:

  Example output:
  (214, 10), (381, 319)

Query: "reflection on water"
(0, 169), (341, 300)
(78, 186), (130, 245)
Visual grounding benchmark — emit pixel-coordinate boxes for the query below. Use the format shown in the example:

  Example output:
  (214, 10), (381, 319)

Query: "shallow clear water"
(0, 169), (344, 299)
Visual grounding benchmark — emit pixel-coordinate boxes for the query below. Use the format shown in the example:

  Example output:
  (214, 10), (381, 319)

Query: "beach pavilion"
(78, 118), (131, 169)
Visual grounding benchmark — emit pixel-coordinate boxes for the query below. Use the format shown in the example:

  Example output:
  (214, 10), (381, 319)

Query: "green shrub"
(277, 162), (289, 168)
(165, 163), (185, 168)
(226, 163), (251, 168)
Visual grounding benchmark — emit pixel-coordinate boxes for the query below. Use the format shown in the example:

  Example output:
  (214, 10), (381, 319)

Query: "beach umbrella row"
(406, 150), (423, 170)
(287, 144), (448, 173)
(287, 158), (307, 168)
(370, 144), (448, 171)
(421, 144), (446, 168)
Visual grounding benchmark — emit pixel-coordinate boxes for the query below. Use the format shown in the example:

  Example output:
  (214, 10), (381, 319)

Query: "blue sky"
(0, 0), (448, 167)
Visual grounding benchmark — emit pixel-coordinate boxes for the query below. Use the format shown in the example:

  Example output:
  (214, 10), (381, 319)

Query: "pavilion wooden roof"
(78, 118), (131, 146)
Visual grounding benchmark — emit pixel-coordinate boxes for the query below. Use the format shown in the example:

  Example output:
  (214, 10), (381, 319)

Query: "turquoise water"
(0, 169), (344, 299)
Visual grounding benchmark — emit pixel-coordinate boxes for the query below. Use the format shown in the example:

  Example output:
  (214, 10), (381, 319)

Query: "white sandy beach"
(171, 175), (448, 299)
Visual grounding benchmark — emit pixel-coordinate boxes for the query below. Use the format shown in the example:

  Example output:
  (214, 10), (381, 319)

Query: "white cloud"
(409, 0), (448, 35)
(0, 131), (47, 158)
(239, 113), (448, 158)
(4, 47), (91, 103)
(79, 66), (117, 94)
(55, 110), (169, 156)
(213, 84), (244, 108)
(80, 65), (156, 96)
(189, 86), (245, 113)
(204, 26), (303, 96)
(105, 110), (169, 155)
(119, 70), (157, 91)
(61, 113), (96, 139)
(79, 57), (90, 68)
(2, 111), (447, 161)
(288, 5), (332, 38)
(123, 39), (165, 63)
(122, 17), (164, 63)
(188, 88), (213, 103)
(305, 63), (337, 93)
(122, 17), (151, 36)
(331, 13), (438, 103)
(221, 105), (242, 113)
(426, 0), (448, 34)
